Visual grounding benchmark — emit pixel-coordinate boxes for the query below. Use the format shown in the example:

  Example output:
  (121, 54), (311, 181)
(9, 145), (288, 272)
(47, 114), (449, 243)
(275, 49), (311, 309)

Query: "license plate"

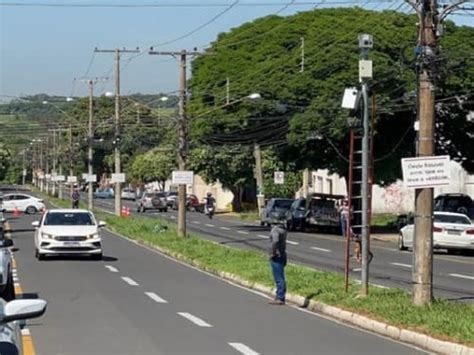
(63, 241), (80, 246)
(447, 230), (461, 236)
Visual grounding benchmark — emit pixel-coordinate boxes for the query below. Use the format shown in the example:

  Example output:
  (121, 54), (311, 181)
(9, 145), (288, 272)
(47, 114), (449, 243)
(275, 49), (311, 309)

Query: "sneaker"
(268, 299), (285, 305)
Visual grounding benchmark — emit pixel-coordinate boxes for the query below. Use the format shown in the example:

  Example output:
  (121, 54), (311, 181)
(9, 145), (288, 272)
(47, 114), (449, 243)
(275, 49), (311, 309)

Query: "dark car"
(305, 193), (345, 233)
(260, 198), (294, 227)
(434, 193), (474, 219)
(285, 197), (306, 231)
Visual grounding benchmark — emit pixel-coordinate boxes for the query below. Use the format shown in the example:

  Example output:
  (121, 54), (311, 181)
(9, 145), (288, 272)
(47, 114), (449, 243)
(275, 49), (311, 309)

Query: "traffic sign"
(172, 171), (194, 185)
(67, 176), (77, 183)
(110, 173), (126, 183)
(53, 175), (66, 182)
(85, 174), (97, 183)
(274, 171), (285, 185)
(401, 156), (450, 189)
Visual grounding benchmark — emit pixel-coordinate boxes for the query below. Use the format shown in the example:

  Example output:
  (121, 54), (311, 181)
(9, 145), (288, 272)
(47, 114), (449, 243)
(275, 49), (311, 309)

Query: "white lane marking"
(105, 265), (119, 273)
(258, 234), (268, 239)
(192, 221), (201, 225)
(373, 284), (389, 289)
(205, 224), (215, 227)
(220, 227), (231, 230)
(287, 240), (299, 245)
(145, 292), (168, 303)
(21, 328), (31, 336)
(121, 277), (139, 286)
(228, 342), (260, 355)
(449, 273), (474, 280)
(177, 312), (212, 327)
(352, 268), (361, 272)
(170, 216), (176, 219)
(391, 262), (412, 268)
(237, 231), (249, 235)
(310, 247), (331, 253)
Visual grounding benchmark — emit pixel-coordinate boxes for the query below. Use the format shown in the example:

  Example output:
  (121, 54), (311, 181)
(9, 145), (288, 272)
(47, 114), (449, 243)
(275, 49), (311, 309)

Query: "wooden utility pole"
(95, 47), (140, 216)
(253, 143), (265, 217)
(406, 0), (467, 305)
(149, 49), (204, 237)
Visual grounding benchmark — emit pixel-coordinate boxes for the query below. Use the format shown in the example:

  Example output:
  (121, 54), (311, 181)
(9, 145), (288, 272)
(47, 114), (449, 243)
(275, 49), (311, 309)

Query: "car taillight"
(433, 226), (443, 232)
(466, 229), (474, 235)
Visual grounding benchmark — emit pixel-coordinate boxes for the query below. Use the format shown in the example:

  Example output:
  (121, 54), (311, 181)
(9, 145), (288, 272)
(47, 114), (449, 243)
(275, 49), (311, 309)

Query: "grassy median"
(42, 193), (473, 346)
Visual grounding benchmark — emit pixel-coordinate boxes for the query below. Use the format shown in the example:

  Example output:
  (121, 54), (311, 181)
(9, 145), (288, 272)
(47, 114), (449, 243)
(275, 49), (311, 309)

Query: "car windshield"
(434, 214), (471, 225)
(273, 200), (293, 209)
(44, 212), (94, 226)
(309, 199), (335, 209)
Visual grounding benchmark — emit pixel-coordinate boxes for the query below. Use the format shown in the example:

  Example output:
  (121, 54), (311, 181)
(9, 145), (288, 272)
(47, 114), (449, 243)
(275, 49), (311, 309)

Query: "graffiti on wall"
(381, 184), (412, 214)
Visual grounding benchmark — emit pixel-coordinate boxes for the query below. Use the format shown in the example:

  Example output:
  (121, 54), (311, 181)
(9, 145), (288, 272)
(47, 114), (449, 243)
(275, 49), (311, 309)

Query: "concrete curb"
(104, 227), (473, 355)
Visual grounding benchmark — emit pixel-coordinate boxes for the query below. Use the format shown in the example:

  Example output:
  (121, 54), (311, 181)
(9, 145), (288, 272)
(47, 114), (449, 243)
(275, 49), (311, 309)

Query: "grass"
(39, 191), (474, 346)
(371, 213), (399, 227)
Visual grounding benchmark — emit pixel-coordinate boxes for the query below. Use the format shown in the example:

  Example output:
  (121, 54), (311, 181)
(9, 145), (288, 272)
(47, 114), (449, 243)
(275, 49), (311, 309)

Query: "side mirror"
(31, 221), (40, 228)
(98, 221), (107, 228)
(0, 239), (13, 248)
(1, 299), (47, 324)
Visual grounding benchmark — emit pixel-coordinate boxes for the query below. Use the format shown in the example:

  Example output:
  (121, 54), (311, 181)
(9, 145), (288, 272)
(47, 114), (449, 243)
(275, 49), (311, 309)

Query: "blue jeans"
(270, 256), (287, 301)
(341, 217), (348, 238)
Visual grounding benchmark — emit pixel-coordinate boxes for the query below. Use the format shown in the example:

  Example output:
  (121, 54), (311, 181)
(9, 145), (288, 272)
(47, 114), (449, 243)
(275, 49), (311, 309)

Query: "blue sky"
(0, 0), (472, 99)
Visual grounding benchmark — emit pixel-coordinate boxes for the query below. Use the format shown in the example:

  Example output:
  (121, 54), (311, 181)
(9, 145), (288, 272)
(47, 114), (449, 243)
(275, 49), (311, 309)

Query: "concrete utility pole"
(149, 49), (204, 237)
(69, 125), (74, 200)
(87, 80), (95, 210)
(95, 47), (140, 216)
(405, 0), (467, 305)
(22, 150), (26, 186)
(52, 130), (57, 196)
(253, 143), (265, 217)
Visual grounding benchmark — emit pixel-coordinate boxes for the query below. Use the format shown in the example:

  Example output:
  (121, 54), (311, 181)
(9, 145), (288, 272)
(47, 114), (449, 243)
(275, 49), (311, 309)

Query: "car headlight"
(87, 233), (99, 240)
(42, 233), (54, 239)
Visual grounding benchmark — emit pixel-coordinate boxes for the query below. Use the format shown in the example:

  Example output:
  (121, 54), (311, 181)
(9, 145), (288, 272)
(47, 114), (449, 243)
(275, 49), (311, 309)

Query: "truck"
(304, 193), (345, 234)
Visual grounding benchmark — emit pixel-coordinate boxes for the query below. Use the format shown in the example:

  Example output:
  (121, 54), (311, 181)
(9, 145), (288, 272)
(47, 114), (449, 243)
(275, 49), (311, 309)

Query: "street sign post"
(401, 156), (450, 189)
(274, 171), (285, 185)
(172, 171), (194, 185)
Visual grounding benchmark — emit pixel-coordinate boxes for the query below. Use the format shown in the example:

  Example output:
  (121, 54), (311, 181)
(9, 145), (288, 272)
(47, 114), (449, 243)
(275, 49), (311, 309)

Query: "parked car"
(0, 298), (47, 355)
(1, 194), (45, 214)
(136, 192), (166, 212)
(121, 188), (136, 201)
(399, 212), (474, 254)
(260, 198), (294, 226)
(32, 209), (106, 260)
(151, 192), (168, 212)
(285, 197), (306, 231)
(434, 193), (474, 219)
(304, 193), (345, 233)
(93, 188), (114, 199)
(165, 191), (178, 207)
(0, 238), (14, 301)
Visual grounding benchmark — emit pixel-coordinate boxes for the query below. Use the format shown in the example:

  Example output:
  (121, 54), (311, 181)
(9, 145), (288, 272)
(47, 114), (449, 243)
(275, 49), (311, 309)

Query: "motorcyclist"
(204, 192), (216, 217)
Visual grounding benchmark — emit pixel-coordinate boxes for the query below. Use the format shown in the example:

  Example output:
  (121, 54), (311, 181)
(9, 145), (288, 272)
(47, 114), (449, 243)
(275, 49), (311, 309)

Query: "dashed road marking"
(220, 227), (231, 230)
(145, 291), (168, 303)
(205, 224), (215, 227)
(352, 268), (361, 272)
(228, 342), (260, 355)
(105, 265), (119, 273)
(177, 312), (212, 327)
(121, 276), (139, 286)
(391, 262), (412, 268)
(170, 216), (176, 219)
(192, 221), (201, 225)
(237, 231), (249, 235)
(449, 273), (474, 280)
(258, 235), (268, 239)
(287, 240), (299, 245)
(310, 247), (331, 253)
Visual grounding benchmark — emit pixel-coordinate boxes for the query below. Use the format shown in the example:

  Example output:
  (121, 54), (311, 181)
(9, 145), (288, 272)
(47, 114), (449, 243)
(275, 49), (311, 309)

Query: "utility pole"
(69, 125), (74, 201)
(358, 34), (373, 296)
(45, 135), (50, 194)
(22, 150), (26, 186)
(52, 130), (57, 196)
(149, 49), (205, 237)
(226, 77), (230, 105)
(95, 47), (140, 216)
(300, 37), (305, 73)
(405, 0), (466, 305)
(253, 143), (265, 217)
(39, 139), (44, 191)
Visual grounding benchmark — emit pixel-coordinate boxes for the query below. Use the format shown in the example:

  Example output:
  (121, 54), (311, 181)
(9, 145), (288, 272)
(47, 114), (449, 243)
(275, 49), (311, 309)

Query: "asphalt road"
(90, 196), (474, 302)
(8, 212), (425, 355)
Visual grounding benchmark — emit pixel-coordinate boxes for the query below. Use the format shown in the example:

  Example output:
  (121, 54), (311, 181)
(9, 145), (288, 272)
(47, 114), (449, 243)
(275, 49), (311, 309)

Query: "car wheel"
(260, 221), (265, 226)
(1, 271), (15, 301)
(26, 206), (37, 214)
(446, 248), (459, 255)
(163, 208), (168, 213)
(37, 252), (45, 261)
(398, 234), (408, 251)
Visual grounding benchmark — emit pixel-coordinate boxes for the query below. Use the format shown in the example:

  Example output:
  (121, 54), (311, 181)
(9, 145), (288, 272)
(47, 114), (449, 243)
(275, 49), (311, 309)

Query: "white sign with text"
(172, 171), (194, 185)
(401, 156), (450, 189)
(85, 174), (97, 183)
(110, 173), (126, 183)
(274, 171), (285, 185)
(67, 176), (78, 183)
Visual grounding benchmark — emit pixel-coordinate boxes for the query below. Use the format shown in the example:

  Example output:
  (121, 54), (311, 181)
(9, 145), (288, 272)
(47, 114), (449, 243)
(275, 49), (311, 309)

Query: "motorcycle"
(205, 205), (215, 219)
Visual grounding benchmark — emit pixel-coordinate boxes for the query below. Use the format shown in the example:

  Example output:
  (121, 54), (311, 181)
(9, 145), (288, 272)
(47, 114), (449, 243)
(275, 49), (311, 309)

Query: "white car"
(0, 239), (14, 302)
(121, 188), (136, 200)
(1, 194), (45, 214)
(399, 212), (474, 253)
(0, 298), (47, 355)
(33, 209), (106, 260)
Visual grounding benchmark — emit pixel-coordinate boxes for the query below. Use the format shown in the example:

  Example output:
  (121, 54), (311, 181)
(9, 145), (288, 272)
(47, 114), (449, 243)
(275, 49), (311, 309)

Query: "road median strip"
(41, 193), (474, 354)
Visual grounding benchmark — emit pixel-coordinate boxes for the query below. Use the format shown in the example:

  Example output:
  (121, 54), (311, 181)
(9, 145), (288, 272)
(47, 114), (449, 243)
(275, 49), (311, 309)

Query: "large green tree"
(189, 7), (474, 195)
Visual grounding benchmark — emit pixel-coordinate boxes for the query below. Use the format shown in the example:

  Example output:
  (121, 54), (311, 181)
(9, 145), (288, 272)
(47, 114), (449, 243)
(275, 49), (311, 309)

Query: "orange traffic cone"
(121, 206), (126, 217)
(125, 207), (131, 217)
(13, 207), (20, 217)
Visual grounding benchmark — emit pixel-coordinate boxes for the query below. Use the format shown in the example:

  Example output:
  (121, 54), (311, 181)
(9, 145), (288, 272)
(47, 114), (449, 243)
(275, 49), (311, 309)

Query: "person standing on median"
(268, 219), (287, 305)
